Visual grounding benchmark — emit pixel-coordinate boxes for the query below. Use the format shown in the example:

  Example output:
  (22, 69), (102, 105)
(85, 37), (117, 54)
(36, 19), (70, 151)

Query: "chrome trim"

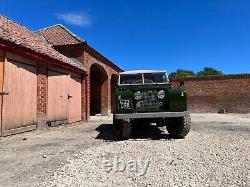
(114, 111), (190, 119)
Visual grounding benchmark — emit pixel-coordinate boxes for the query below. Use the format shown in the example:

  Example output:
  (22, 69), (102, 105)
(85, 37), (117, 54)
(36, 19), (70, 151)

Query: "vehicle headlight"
(157, 90), (165, 99)
(134, 91), (142, 100)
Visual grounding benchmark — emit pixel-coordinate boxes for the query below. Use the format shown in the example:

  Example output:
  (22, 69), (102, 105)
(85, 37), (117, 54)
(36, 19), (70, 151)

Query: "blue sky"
(1, 0), (250, 74)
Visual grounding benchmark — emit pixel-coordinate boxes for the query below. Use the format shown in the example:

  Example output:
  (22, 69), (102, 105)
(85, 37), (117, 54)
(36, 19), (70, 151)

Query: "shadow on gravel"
(95, 123), (172, 141)
(191, 122), (250, 133)
(95, 124), (116, 141)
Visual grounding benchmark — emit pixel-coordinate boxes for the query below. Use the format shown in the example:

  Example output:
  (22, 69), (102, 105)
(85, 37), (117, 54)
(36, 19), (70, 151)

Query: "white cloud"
(55, 12), (91, 27)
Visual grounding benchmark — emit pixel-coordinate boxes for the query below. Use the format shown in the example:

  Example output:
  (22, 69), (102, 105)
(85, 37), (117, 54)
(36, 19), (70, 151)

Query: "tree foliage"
(169, 67), (223, 78)
(169, 69), (196, 78)
(197, 67), (223, 76)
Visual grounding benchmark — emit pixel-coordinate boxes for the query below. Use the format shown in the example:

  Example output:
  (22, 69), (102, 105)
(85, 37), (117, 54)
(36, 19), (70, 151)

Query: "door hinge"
(0, 91), (9, 95)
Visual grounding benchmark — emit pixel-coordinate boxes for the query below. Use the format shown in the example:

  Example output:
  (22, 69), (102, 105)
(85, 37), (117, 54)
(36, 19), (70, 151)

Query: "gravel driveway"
(0, 113), (249, 187)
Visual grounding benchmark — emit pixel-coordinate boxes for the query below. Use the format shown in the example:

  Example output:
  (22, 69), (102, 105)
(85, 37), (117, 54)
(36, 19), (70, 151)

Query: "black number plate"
(119, 100), (131, 109)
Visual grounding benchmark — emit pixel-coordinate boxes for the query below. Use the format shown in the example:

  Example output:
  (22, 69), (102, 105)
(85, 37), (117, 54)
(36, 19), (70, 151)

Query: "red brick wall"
(83, 48), (117, 116)
(170, 74), (250, 113)
(37, 62), (48, 126)
(81, 74), (88, 121)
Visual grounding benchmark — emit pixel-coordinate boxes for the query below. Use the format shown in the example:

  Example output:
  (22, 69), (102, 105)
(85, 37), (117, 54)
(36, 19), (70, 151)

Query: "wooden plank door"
(47, 70), (68, 122)
(2, 58), (37, 136)
(68, 76), (81, 123)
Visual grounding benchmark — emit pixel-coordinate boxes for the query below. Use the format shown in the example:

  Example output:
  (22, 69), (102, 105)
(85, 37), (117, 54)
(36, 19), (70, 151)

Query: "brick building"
(36, 25), (122, 117)
(0, 15), (121, 136)
(171, 74), (250, 113)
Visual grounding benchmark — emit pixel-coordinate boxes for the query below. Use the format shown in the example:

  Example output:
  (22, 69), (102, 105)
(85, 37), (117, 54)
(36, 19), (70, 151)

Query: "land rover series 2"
(113, 70), (191, 139)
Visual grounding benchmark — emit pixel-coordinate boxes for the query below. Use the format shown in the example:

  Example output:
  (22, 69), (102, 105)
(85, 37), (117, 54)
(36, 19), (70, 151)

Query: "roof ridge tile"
(36, 24), (84, 46)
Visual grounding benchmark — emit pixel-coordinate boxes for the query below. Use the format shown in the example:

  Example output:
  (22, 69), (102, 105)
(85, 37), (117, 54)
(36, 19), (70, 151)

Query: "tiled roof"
(0, 15), (85, 71)
(36, 24), (84, 46)
(37, 24), (123, 72)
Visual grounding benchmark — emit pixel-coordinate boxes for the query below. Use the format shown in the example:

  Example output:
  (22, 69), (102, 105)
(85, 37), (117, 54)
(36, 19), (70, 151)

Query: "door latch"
(0, 91), (9, 95)
(68, 94), (73, 99)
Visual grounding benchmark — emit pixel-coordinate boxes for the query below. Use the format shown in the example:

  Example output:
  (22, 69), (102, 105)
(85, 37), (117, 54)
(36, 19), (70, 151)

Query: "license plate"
(119, 100), (131, 109)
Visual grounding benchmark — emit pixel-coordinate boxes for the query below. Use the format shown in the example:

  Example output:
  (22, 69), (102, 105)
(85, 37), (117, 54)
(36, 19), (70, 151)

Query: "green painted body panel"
(116, 84), (187, 114)
(168, 89), (187, 112)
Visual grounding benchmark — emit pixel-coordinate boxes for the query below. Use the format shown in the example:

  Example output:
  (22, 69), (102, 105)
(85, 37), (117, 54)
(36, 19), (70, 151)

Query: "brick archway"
(89, 63), (109, 116)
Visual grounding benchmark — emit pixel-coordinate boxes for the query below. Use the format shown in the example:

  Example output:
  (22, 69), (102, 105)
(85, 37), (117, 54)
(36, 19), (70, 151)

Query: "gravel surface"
(41, 126), (249, 187)
(0, 114), (249, 187)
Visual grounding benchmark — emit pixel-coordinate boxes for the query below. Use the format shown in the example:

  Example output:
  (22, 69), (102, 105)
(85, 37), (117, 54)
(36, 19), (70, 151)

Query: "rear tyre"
(166, 116), (191, 139)
(113, 116), (132, 140)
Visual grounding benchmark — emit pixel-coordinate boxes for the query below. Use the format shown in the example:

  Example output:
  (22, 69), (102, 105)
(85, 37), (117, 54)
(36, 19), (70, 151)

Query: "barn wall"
(0, 43), (121, 136)
(171, 74), (250, 113)
(2, 52), (49, 128)
(46, 66), (82, 125)
(0, 51), (85, 136)
(54, 44), (89, 120)
(2, 52), (38, 135)
(55, 44), (121, 119)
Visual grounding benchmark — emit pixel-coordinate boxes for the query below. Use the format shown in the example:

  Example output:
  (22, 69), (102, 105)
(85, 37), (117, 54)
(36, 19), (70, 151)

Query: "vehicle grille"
(140, 90), (160, 109)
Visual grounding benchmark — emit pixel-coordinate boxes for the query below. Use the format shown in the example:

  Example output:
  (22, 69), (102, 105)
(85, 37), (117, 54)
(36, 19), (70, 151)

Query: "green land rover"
(113, 70), (191, 139)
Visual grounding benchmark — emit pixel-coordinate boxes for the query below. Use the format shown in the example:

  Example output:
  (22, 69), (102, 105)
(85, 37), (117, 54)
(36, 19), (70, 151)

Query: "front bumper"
(114, 111), (189, 120)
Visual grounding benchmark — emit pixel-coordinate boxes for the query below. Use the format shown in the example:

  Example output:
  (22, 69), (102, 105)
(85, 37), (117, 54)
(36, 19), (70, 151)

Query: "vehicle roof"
(119, 70), (166, 75)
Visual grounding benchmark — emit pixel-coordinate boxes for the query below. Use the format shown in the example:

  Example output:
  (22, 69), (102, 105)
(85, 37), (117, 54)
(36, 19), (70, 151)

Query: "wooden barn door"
(48, 68), (82, 125)
(47, 69), (68, 123)
(2, 57), (37, 136)
(68, 75), (81, 123)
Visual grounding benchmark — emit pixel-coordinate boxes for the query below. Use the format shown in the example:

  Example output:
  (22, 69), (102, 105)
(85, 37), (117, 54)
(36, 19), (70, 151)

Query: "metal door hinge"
(0, 91), (9, 95)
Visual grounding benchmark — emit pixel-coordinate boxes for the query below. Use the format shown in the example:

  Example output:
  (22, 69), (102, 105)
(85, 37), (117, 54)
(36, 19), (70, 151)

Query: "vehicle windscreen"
(143, 73), (168, 84)
(119, 73), (168, 85)
(119, 74), (143, 85)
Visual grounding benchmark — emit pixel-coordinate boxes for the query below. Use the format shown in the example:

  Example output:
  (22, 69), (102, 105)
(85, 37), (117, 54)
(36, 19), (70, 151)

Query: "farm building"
(0, 15), (122, 136)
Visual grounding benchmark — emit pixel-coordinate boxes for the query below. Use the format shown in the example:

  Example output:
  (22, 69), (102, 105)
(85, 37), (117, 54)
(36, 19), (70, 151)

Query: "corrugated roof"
(0, 15), (85, 71)
(36, 24), (84, 46)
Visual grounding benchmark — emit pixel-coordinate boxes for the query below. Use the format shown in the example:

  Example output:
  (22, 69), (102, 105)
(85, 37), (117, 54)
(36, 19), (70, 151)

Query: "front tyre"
(113, 116), (132, 140)
(166, 116), (191, 139)
(113, 116), (122, 138)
